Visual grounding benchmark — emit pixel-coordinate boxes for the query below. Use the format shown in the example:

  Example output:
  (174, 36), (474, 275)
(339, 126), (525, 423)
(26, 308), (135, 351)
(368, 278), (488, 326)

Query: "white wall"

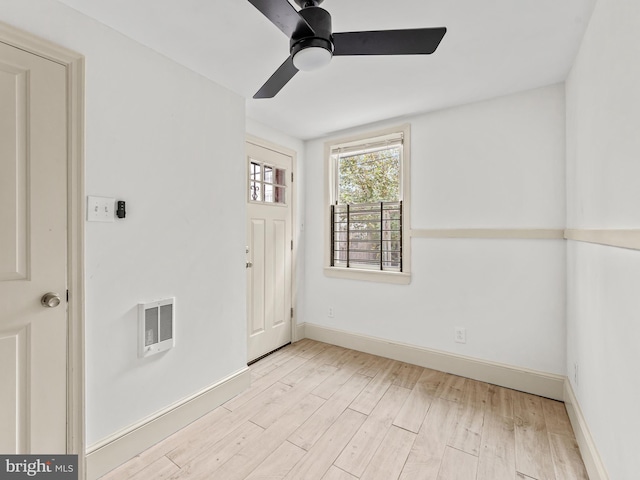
(1, 0), (247, 447)
(304, 85), (567, 374)
(566, 0), (640, 477)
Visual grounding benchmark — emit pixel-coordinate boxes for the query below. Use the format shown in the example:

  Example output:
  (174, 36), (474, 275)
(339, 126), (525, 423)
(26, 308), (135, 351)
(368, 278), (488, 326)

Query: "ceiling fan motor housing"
(290, 6), (334, 57)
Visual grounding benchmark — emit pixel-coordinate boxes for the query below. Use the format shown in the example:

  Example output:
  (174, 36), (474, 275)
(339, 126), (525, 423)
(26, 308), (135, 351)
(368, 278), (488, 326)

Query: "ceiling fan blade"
(333, 27), (447, 56)
(254, 56), (299, 99)
(247, 0), (315, 38)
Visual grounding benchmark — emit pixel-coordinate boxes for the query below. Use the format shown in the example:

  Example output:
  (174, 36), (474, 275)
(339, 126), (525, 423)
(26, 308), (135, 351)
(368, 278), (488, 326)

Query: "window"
(325, 124), (411, 283)
(249, 161), (287, 204)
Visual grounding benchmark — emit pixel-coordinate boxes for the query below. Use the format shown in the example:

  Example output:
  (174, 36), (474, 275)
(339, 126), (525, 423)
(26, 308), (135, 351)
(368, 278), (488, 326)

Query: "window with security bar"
(329, 130), (405, 272)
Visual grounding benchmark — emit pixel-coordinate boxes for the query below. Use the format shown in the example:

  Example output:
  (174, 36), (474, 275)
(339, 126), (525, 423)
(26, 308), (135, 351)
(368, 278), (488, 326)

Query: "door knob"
(41, 292), (61, 308)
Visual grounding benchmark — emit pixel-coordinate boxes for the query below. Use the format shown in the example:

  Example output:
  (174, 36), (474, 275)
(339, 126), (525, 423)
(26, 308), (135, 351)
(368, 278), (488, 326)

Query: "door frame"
(245, 134), (300, 349)
(0, 21), (85, 473)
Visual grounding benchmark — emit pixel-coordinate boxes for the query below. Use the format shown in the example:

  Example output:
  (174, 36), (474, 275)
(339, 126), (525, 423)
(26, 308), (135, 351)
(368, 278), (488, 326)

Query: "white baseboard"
(564, 380), (609, 480)
(295, 322), (306, 342)
(85, 367), (251, 480)
(303, 323), (565, 401)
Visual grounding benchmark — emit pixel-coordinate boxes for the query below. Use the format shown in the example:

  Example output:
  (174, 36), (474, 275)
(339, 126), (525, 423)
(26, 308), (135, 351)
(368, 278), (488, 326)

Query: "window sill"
(323, 267), (411, 285)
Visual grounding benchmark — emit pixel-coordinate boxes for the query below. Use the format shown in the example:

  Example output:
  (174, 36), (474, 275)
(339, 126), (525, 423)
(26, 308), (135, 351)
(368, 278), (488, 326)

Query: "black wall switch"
(116, 200), (126, 219)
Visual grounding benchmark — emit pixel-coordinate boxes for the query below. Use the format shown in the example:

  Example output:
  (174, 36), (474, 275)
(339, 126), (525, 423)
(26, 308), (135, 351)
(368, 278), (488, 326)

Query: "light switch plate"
(87, 196), (115, 222)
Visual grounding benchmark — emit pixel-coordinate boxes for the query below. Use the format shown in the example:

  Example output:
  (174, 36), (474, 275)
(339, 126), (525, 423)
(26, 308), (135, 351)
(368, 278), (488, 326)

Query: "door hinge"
(291, 172), (294, 182)
(66, 290), (69, 302)
(291, 240), (293, 250)
(291, 307), (294, 319)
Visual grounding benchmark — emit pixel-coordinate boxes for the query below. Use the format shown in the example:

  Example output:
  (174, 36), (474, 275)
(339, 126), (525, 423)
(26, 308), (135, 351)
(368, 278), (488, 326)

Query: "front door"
(246, 141), (293, 362)
(0, 41), (68, 453)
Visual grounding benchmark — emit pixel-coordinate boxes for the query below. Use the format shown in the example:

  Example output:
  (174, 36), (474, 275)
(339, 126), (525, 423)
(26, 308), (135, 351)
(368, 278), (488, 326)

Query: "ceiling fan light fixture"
(249, 0), (446, 98)
(292, 45), (332, 71)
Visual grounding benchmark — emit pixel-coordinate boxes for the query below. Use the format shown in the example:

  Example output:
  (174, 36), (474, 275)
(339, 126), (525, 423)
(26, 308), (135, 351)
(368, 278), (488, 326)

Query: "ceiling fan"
(248, 0), (447, 98)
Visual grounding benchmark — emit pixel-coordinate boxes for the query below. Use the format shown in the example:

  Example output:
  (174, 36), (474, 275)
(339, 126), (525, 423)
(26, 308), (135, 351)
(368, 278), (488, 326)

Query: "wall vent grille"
(139, 298), (175, 357)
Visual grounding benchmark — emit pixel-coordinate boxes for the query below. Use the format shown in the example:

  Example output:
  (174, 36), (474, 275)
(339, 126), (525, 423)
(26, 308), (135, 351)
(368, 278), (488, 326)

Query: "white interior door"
(0, 41), (68, 453)
(246, 142), (293, 362)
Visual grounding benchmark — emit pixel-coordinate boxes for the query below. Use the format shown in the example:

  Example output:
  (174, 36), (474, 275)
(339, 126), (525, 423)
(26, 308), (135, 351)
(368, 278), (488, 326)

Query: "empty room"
(0, 0), (637, 479)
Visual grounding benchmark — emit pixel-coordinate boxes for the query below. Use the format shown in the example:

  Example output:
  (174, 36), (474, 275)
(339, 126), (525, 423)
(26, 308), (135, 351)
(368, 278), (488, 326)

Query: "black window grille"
(330, 201), (402, 272)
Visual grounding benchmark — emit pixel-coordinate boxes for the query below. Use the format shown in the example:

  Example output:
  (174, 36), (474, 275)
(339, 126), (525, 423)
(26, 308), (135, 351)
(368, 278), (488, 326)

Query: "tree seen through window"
(337, 146), (400, 205)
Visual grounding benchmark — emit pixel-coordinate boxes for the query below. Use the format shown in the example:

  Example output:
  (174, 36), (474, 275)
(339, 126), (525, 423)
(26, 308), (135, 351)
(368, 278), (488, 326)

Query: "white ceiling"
(56, 0), (596, 140)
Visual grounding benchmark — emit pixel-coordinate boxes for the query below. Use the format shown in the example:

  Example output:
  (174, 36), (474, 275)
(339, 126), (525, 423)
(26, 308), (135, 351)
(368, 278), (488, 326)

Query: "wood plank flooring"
(99, 340), (588, 480)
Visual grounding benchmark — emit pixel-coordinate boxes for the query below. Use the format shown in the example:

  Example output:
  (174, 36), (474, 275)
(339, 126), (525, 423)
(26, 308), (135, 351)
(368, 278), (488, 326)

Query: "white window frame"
(324, 123), (411, 284)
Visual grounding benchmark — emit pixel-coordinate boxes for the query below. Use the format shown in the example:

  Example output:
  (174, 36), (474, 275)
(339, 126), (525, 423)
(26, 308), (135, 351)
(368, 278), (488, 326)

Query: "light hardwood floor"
(99, 339), (588, 480)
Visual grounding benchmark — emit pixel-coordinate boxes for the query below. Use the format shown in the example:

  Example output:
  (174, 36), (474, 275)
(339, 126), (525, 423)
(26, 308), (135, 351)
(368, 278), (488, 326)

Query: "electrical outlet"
(454, 327), (466, 344)
(574, 363), (579, 386)
(328, 307), (334, 318)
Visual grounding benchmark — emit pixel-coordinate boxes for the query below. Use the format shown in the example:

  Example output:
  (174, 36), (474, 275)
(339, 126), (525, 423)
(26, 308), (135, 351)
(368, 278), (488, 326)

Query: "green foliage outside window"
(337, 147), (400, 205)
